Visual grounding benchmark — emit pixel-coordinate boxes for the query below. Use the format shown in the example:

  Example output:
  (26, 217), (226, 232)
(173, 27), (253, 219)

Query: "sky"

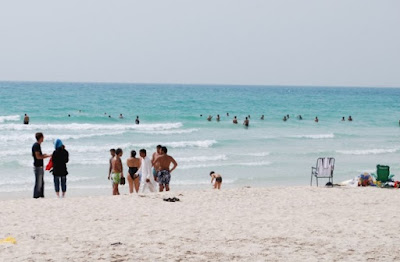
(0, 0), (399, 87)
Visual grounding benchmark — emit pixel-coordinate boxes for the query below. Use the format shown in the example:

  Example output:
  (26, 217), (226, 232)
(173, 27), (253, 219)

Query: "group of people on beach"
(32, 132), (69, 199)
(30, 131), (222, 199)
(108, 145), (178, 195)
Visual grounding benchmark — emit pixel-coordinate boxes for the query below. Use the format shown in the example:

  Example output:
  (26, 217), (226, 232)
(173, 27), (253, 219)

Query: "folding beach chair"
(372, 165), (394, 182)
(310, 157), (335, 186)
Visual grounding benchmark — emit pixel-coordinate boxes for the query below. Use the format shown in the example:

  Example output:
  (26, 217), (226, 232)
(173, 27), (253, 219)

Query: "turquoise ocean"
(1, 81), (400, 196)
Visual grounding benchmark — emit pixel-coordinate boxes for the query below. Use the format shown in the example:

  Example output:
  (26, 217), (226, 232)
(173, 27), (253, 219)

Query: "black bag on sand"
(120, 177), (125, 185)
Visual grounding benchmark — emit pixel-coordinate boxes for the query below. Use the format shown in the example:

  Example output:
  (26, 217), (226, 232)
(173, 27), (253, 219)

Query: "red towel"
(45, 157), (53, 171)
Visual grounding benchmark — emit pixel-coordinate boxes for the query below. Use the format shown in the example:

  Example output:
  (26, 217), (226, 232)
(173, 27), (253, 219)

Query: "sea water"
(0, 81), (399, 196)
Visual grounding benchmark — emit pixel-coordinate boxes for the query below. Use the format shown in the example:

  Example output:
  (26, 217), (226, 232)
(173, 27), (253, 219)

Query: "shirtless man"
(153, 146), (178, 192)
(216, 114), (220, 121)
(233, 116), (238, 124)
(111, 148), (124, 195)
(210, 171), (222, 189)
(152, 145), (162, 181)
(243, 117), (249, 127)
(24, 114), (29, 125)
(108, 148), (116, 181)
(207, 115), (212, 121)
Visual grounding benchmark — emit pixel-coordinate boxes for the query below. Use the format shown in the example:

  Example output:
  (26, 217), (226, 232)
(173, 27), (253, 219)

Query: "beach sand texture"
(1, 186), (400, 261)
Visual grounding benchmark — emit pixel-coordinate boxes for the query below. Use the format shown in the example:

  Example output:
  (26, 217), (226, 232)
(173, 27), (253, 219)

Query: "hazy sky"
(0, 0), (399, 87)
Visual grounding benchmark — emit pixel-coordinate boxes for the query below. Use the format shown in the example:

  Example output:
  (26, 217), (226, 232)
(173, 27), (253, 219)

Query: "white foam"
(140, 128), (199, 135)
(0, 115), (20, 123)
(242, 152), (270, 157)
(180, 161), (271, 170)
(176, 155), (228, 163)
(0, 131), (127, 142)
(291, 133), (335, 139)
(337, 148), (398, 155)
(0, 122), (183, 131)
(69, 140), (217, 153)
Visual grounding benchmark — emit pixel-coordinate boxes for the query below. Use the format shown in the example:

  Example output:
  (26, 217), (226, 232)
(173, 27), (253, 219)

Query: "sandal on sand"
(172, 197), (180, 202)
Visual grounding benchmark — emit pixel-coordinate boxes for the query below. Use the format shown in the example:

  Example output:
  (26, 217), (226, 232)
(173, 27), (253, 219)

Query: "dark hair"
(156, 145), (162, 149)
(35, 132), (43, 141)
(210, 171), (215, 176)
(116, 148), (123, 155)
(110, 148), (116, 153)
(139, 149), (146, 155)
(161, 146), (167, 154)
(131, 150), (136, 158)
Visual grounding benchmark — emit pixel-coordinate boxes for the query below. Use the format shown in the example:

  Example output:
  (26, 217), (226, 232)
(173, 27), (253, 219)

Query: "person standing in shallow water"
(135, 116), (140, 124)
(52, 139), (69, 198)
(243, 117), (249, 127)
(32, 132), (51, 198)
(23, 114), (29, 124)
(233, 116), (238, 124)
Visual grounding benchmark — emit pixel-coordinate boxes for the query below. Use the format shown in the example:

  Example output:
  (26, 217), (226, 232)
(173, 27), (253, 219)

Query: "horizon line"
(0, 79), (399, 89)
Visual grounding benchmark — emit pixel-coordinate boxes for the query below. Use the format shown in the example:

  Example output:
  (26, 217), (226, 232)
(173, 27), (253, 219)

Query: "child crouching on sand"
(210, 171), (222, 189)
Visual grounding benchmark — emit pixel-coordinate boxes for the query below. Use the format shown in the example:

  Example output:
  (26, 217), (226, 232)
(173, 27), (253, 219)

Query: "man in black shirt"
(32, 132), (51, 198)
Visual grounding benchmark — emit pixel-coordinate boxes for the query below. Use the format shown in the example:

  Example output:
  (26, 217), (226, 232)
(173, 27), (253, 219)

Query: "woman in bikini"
(127, 150), (141, 194)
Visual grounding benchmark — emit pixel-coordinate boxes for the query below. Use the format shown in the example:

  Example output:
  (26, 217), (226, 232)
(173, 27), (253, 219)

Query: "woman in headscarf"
(52, 139), (69, 198)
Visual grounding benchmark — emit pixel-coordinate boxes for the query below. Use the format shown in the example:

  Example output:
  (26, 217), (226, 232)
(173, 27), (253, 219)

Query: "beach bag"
(120, 176), (125, 185)
(45, 157), (53, 171)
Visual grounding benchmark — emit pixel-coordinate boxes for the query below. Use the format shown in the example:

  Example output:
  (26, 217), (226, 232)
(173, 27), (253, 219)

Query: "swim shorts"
(157, 170), (171, 185)
(112, 172), (121, 184)
(216, 177), (222, 183)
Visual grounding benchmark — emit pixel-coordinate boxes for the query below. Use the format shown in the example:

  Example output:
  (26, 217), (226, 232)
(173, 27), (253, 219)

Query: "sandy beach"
(1, 186), (400, 261)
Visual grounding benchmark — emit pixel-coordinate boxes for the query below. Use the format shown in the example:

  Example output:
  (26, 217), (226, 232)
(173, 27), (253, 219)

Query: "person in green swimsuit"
(111, 148), (124, 195)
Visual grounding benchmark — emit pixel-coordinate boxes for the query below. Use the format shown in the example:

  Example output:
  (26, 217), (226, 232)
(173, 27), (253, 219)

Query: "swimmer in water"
(261, 115), (264, 120)
(135, 116), (140, 124)
(283, 116), (287, 121)
(342, 116), (345, 121)
(348, 116), (353, 121)
(207, 115), (212, 121)
(243, 117), (249, 127)
(226, 112), (229, 116)
(233, 116), (238, 124)
(315, 116), (319, 123)
(216, 114), (220, 121)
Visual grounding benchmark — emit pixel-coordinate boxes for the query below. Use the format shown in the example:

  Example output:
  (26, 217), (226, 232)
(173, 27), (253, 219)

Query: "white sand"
(1, 186), (400, 261)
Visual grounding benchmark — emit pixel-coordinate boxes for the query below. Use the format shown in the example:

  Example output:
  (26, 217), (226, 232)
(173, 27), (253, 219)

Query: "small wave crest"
(138, 128), (199, 135)
(0, 122), (183, 131)
(0, 115), (20, 123)
(176, 155), (228, 163)
(290, 133), (335, 139)
(337, 148), (398, 155)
